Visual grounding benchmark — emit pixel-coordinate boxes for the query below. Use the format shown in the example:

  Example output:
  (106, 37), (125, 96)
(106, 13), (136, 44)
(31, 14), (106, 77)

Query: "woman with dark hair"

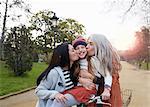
(35, 43), (79, 107)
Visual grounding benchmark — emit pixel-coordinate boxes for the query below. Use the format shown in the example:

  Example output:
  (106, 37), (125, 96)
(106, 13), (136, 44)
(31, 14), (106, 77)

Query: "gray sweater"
(35, 66), (73, 107)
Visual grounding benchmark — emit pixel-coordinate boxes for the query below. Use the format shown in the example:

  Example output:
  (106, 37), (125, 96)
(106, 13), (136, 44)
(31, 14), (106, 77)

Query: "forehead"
(76, 45), (86, 48)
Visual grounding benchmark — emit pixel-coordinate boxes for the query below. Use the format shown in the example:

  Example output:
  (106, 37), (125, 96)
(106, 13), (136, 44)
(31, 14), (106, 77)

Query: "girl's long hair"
(36, 43), (70, 86)
(71, 57), (95, 81)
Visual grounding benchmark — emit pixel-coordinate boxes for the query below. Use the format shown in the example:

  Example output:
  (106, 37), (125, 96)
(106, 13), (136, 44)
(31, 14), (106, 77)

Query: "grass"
(0, 61), (48, 96)
(141, 62), (150, 70)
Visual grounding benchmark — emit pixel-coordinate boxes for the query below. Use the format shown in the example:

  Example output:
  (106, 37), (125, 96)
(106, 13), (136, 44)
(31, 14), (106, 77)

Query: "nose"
(86, 44), (89, 49)
(74, 50), (78, 54)
(79, 47), (82, 52)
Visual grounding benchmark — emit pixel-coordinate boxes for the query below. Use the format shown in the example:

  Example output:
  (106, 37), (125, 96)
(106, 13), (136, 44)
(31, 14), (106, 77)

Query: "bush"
(4, 26), (33, 76)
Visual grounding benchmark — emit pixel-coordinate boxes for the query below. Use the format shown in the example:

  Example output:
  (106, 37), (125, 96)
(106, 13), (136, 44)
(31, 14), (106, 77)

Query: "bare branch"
(124, 0), (138, 15)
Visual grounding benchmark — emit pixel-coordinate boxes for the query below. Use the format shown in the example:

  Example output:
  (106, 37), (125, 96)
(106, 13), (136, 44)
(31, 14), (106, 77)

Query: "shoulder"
(47, 66), (62, 78)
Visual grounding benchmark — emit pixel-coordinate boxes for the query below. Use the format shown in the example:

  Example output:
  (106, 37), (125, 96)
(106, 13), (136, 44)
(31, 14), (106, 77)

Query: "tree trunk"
(1, 0), (8, 60)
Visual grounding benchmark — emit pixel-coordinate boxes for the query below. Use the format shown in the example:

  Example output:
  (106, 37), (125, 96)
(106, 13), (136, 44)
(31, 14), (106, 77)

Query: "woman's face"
(75, 45), (87, 59)
(86, 38), (95, 56)
(68, 44), (79, 62)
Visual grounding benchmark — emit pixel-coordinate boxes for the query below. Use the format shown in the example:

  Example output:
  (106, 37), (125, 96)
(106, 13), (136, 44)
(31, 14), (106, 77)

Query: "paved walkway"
(120, 62), (150, 107)
(0, 61), (150, 107)
(0, 90), (37, 107)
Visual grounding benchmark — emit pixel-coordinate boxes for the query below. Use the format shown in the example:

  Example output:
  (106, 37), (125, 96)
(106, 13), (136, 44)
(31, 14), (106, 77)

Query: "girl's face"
(86, 38), (95, 56)
(69, 44), (79, 62)
(75, 45), (87, 59)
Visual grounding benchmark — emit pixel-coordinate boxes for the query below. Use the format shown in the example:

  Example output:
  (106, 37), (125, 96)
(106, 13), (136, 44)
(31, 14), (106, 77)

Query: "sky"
(1, 0), (144, 50)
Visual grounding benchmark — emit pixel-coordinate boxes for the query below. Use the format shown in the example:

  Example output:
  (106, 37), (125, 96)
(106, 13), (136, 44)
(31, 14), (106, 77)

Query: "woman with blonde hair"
(79, 34), (122, 107)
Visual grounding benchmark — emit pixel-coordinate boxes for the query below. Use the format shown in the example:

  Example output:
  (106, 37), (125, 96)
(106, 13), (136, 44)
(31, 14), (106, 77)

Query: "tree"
(105, 0), (150, 25)
(141, 26), (150, 69)
(29, 10), (55, 59)
(0, 0), (31, 60)
(30, 10), (85, 56)
(4, 25), (33, 76)
(58, 18), (85, 42)
(123, 26), (150, 69)
(124, 0), (150, 25)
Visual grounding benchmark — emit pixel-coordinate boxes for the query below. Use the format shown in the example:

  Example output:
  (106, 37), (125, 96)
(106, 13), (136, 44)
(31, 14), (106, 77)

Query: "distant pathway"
(120, 61), (150, 107)
(0, 61), (150, 107)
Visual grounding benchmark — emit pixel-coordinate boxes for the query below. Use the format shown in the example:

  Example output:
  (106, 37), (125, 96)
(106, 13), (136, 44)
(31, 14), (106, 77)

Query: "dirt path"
(120, 61), (150, 107)
(0, 61), (150, 107)
(0, 90), (37, 107)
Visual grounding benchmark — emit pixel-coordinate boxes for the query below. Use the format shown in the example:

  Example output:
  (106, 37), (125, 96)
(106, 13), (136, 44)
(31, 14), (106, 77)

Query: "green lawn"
(0, 61), (48, 96)
(141, 62), (150, 70)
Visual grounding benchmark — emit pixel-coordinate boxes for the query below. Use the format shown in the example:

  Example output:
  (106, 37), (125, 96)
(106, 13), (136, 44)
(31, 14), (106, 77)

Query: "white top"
(91, 57), (112, 87)
(79, 59), (88, 70)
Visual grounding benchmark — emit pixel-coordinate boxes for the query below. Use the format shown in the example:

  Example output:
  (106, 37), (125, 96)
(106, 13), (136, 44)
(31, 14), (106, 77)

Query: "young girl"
(69, 36), (113, 106)
(62, 36), (97, 106)
(73, 36), (95, 83)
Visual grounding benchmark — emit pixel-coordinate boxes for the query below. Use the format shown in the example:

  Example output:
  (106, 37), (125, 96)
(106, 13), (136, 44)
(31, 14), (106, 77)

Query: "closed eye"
(88, 42), (95, 45)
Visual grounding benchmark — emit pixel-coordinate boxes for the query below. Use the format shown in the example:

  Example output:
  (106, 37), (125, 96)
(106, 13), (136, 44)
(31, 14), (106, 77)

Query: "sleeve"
(93, 76), (104, 85)
(93, 70), (112, 87)
(79, 59), (88, 70)
(35, 69), (59, 100)
(104, 70), (112, 87)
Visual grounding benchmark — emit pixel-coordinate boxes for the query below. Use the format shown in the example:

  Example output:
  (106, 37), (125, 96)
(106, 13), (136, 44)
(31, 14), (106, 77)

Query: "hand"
(78, 77), (95, 90)
(54, 93), (67, 103)
(84, 82), (96, 90)
(79, 70), (94, 80)
(101, 88), (111, 100)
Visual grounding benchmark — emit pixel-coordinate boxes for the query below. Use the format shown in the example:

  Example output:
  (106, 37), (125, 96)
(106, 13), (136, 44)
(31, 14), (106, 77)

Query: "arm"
(79, 58), (94, 80)
(79, 69), (94, 80)
(78, 77), (95, 90)
(104, 70), (112, 89)
(35, 69), (59, 100)
(93, 70), (112, 88)
(101, 70), (112, 100)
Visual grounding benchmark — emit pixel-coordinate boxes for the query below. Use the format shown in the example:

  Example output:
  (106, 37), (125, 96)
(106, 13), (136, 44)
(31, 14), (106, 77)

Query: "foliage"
(1, 0), (31, 24)
(0, 0), (31, 60)
(0, 61), (48, 96)
(29, 10), (85, 52)
(122, 26), (150, 69)
(30, 10), (57, 52)
(58, 18), (85, 42)
(4, 25), (33, 76)
(43, 52), (52, 64)
(141, 62), (150, 70)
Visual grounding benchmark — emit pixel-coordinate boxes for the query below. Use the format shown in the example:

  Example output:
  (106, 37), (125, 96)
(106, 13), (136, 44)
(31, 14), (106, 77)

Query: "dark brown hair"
(36, 43), (70, 85)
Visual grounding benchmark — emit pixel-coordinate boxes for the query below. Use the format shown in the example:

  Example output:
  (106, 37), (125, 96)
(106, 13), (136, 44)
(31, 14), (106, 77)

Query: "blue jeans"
(47, 94), (79, 107)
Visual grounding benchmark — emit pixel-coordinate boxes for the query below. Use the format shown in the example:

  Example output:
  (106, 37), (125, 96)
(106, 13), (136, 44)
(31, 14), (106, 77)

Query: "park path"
(120, 61), (150, 107)
(0, 61), (150, 107)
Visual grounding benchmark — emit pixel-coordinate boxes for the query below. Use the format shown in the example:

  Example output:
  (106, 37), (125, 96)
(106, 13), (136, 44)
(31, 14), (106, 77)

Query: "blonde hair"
(89, 34), (121, 76)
